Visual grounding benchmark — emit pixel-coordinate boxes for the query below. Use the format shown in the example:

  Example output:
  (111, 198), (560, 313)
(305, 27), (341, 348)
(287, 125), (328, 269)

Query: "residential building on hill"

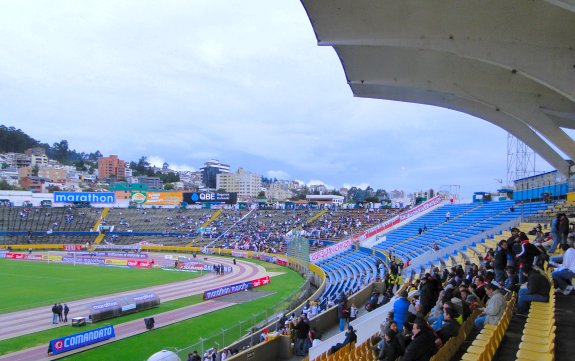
(217, 167), (261, 198)
(98, 155), (126, 180)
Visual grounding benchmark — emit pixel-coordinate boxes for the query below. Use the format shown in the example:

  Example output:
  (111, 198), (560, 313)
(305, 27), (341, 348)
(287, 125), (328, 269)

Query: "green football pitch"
(0, 259), (201, 314)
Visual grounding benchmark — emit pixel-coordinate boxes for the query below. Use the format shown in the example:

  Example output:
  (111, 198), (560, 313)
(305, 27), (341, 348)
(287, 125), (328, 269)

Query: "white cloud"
(307, 179), (336, 190)
(148, 155), (195, 172)
(342, 183), (371, 190)
(266, 170), (290, 180)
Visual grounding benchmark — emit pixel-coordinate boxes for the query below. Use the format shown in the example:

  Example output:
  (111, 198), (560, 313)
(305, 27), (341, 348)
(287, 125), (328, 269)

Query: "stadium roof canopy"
(300, 0), (575, 176)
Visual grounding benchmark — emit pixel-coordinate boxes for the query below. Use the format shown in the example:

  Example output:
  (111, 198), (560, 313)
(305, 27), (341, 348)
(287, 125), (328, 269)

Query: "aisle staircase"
(187, 209), (223, 246)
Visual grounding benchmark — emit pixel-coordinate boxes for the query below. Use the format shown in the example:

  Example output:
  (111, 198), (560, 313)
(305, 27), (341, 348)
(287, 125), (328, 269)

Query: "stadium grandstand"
(1, 1), (575, 361)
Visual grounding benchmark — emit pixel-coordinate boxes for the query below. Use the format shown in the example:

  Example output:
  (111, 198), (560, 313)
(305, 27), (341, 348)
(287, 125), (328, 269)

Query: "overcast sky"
(0, 0), (558, 198)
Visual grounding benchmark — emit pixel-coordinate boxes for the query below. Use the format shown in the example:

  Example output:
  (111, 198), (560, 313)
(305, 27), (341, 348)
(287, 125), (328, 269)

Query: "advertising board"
(54, 192), (115, 204)
(145, 192), (182, 205)
(49, 325), (115, 355)
(183, 192), (238, 205)
(203, 281), (252, 300)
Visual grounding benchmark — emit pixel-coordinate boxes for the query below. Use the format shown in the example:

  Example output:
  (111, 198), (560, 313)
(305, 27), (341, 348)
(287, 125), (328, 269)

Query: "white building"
(216, 168), (261, 198)
(306, 195), (345, 206)
(265, 182), (294, 201)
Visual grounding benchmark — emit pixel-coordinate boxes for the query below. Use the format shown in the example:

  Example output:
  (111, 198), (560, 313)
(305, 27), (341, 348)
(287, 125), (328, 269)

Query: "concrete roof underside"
(301, 0), (575, 176)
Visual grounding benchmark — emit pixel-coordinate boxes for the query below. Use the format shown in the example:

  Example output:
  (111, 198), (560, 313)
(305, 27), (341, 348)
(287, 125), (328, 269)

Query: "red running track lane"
(0, 299), (234, 361)
(0, 257), (264, 341)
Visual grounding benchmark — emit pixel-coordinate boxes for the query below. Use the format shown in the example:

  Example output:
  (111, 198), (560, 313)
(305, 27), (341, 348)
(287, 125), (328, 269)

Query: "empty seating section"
(316, 250), (381, 308)
(375, 201), (550, 263)
(0, 206), (101, 233)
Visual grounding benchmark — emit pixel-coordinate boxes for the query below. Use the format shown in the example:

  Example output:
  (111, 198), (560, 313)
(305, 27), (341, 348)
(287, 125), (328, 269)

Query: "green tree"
(257, 191), (266, 199)
(46, 185), (61, 193)
(31, 164), (39, 176)
(0, 179), (15, 190)
(164, 183), (175, 190)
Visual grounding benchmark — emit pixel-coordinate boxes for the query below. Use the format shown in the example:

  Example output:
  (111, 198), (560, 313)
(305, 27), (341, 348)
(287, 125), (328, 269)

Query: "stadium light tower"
(506, 133), (537, 186)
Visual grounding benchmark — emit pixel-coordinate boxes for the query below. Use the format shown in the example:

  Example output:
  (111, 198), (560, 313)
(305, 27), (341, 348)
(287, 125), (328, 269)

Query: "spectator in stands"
(473, 275), (487, 305)
(503, 267), (518, 293)
(401, 318), (437, 361)
(349, 303), (358, 321)
(187, 351), (201, 361)
(291, 314), (310, 356)
(550, 241), (575, 295)
(394, 291), (411, 332)
(474, 283), (506, 330)
(550, 213), (561, 253)
(418, 275), (435, 316)
(445, 211), (450, 222)
(329, 325), (357, 355)
(337, 299), (348, 331)
(493, 240), (508, 284)
(517, 267), (551, 316)
(377, 329), (404, 361)
(435, 307), (459, 346)
(515, 232), (540, 284)
(506, 227), (521, 268)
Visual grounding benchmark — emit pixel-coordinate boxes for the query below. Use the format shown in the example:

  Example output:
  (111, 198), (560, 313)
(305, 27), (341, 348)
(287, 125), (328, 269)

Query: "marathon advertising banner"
(399, 195), (443, 221)
(132, 292), (158, 305)
(49, 325), (115, 355)
(104, 258), (128, 267)
(5, 253), (27, 260)
(276, 257), (288, 266)
(63, 244), (84, 251)
(62, 257), (106, 265)
(94, 245), (141, 250)
(203, 281), (253, 300)
(88, 300), (121, 313)
(251, 276), (270, 288)
(72, 252), (148, 259)
(183, 192), (238, 205)
(231, 251), (249, 258)
(177, 262), (232, 272)
(177, 262), (205, 271)
(54, 192), (116, 204)
(127, 259), (153, 268)
(309, 238), (354, 263)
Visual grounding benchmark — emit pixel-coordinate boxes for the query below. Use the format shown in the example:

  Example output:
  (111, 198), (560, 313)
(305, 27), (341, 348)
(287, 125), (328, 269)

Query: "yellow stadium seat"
(523, 325), (555, 338)
(461, 351), (486, 361)
(521, 332), (555, 345)
(519, 340), (554, 353)
(516, 348), (554, 361)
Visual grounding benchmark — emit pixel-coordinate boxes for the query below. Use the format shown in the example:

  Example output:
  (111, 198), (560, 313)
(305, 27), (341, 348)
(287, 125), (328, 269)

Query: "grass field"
(0, 258), (305, 359)
(0, 259), (202, 314)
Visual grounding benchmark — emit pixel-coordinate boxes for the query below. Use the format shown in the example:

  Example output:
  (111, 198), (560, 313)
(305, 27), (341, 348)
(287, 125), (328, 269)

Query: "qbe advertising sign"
(49, 325), (115, 355)
(54, 192), (116, 204)
(183, 192), (237, 205)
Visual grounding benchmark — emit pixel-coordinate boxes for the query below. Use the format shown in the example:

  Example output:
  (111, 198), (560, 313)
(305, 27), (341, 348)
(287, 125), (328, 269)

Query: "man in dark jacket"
(292, 315), (310, 356)
(419, 276), (435, 316)
(378, 329), (403, 361)
(329, 325), (357, 355)
(517, 268), (551, 315)
(436, 308), (459, 345)
(493, 240), (508, 284)
(401, 318), (437, 361)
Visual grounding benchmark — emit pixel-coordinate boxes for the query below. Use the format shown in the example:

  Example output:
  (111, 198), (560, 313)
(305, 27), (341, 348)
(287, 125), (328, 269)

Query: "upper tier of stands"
(374, 200), (550, 263)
